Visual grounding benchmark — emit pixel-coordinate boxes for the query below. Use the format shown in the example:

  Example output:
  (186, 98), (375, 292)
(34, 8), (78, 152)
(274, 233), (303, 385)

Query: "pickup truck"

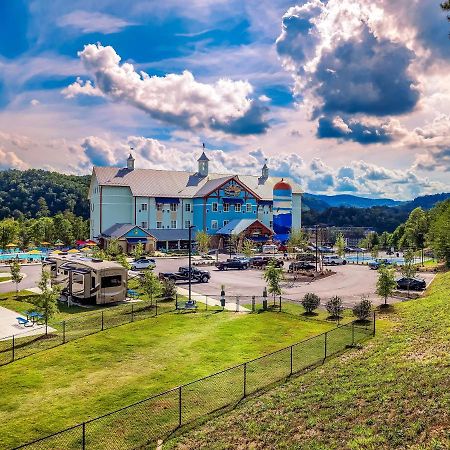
(288, 261), (315, 272)
(249, 257), (284, 268)
(158, 267), (210, 283)
(215, 258), (249, 270)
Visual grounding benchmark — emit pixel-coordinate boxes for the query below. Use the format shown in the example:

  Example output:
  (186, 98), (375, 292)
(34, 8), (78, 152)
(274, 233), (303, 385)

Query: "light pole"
(188, 225), (196, 303)
(315, 225), (319, 272)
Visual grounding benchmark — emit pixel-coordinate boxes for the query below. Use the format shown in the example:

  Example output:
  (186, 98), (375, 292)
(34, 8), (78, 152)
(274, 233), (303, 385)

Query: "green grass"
(0, 308), (337, 449)
(168, 272), (450, 450)
(0, 274), (12, 282)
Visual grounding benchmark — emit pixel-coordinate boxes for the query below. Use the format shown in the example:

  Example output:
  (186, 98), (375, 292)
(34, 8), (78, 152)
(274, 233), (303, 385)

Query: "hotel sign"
(224, 184), (242, 197)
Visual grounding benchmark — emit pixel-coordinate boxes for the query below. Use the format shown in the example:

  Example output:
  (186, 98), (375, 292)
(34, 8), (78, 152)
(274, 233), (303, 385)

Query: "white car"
(131, 258), (156, 271)
(323, 255), (347, 265)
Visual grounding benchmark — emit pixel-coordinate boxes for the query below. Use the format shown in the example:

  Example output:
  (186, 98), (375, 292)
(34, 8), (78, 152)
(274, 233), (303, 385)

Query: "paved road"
(0, 264), (42, 293)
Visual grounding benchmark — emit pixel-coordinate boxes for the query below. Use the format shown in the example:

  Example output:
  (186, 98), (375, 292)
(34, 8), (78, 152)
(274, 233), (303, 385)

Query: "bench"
(16, 317), (33, 327)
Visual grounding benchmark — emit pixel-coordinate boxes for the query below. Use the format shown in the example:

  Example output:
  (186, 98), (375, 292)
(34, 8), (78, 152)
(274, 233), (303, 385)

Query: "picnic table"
(127, 289), (140, 299)
(23, 311), (45, 324)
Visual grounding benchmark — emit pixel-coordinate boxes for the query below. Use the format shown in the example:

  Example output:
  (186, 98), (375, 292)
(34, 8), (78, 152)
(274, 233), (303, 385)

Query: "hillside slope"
(168, 273), (450, 449)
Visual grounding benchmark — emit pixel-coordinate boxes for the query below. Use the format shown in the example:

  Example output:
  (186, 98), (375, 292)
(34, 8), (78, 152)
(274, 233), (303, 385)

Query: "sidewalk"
(176, 287), (250, 313)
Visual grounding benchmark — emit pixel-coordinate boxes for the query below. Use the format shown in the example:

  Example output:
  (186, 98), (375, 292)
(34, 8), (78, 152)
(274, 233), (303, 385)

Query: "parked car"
(318, 246), (334, 254)
(131, 258), (156, 271)
(262, 244), (278, 254)
(322, 255), (347, 265)
(288, 261), (315, 272)
(250, 256), (284, 268)
(345, 246), (356, 252)
(369, 259), (393, 270)
(278, 244), (288, 252)
(396, 277), (426, 291)
(295, 253), (317, 262)
(216, 258), (249, 270)
(159, 267), (210, 283)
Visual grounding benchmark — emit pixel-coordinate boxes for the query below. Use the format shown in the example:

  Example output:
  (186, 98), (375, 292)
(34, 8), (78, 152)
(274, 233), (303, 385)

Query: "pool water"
(0, 252), (45, 261)
(345, 255), (422, 265)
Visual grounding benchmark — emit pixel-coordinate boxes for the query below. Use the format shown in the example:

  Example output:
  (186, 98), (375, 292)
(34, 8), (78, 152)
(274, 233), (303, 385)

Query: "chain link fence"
(0, 297), (176, 367)
(13, 318), (375, 450)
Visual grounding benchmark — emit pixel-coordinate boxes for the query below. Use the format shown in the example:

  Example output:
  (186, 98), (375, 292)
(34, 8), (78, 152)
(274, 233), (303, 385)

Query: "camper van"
(43, 256), (127, 305)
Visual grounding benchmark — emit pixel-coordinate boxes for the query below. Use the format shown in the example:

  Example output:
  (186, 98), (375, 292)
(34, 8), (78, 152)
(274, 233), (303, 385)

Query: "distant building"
(89, 151), (302, 251)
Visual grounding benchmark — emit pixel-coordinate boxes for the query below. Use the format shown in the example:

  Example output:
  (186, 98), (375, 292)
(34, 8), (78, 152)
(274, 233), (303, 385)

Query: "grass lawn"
(168, 272), (450, 450)
(0, 308), (337, 449)
(0, 274), (12, 282)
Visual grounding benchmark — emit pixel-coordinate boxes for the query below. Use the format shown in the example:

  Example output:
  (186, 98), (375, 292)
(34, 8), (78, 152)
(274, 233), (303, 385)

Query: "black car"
(288, 261), (315, 272)
(216, 258), (249, 270)
(249, 257), (284, 268)
(396, 277), (426, 291)
(159, 267), (210, 283)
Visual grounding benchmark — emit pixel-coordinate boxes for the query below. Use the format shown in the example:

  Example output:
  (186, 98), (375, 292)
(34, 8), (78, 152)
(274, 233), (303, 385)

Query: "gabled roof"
(101, 223), (155, 239)
(198, 151), (209, 162)
(93, 167), (302, 200)
(216, 219), (273, 236)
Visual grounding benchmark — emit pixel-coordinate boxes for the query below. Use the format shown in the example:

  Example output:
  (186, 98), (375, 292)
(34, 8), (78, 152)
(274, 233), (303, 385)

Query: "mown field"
(167, 272), (450, 450)
(0, 302), (337, 449)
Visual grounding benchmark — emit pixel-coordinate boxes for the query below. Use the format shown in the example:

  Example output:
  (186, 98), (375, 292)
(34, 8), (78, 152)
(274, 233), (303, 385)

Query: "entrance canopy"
(216, 219), (273, 237)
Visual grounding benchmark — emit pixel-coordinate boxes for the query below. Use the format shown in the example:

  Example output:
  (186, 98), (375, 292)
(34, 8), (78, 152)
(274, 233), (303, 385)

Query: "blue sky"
(0, 0), (449, 199)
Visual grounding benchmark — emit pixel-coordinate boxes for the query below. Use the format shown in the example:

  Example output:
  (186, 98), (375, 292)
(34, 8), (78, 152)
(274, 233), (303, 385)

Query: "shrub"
(301, 293), (321, 314)
(161, 278), (176, 299)
(352, 296), (373, 321)
(326, 295), (344, 319)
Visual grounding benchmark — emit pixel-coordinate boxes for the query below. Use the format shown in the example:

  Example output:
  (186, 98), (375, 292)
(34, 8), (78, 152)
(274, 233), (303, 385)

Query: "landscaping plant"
(301, 292), (321, 315)
(33, 270), (62, 328)
(10, 259), (23, 298)
(352, 295), (372, 321)
(325, 295), (344, 319)
(263, 259), (283, 300)
(161, 278), (177, 300)
(376, 265), (397, 307)
(139, 269), (162, 305)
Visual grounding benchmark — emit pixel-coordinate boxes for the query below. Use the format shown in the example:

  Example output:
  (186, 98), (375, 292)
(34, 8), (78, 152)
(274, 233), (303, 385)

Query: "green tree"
(325, 295), (344, 319)
(242, 239), (254, 257)
(402, 207), (428, 251)
(34, 270), (62, 329)
(287, 229), (309, 254)
(335, 232), (346, 257)
(161, 278), (177, 299)
(196, 230), (211, 254)
(139, 269), (162, 305)
(401, 249), (417, 298)
(0, 219), (19, 249)
(10, 259), (23, 298)
(263, 260), (283, 300)
(115, 253), (131, 270)
(427, 200), (450, 267)
(106, 238), (122, 257)
(352, 296), (372, 321)
(132, 242), (145, 260)
(301, 292), (321, 315)
(371, 245), (379, 259)
(390, 223), (406, 250)
(376, 266), (397, 307)
(380, 231), (391, 250)
(53, 213), (74, 246)
(36, 197), (50, 218)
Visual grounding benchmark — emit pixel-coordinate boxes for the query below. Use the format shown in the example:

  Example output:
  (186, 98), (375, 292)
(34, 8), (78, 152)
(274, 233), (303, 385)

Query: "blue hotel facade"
(89, 152), (302, 251)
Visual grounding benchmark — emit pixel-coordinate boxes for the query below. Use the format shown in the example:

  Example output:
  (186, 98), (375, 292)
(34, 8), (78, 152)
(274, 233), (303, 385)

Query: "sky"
(0, 0), (449, 200)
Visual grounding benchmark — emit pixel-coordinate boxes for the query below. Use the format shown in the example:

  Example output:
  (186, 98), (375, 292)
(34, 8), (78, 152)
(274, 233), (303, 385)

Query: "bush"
(161, 278), (176, 300)
(301, 293), (321, 314)
(352, 296), (372, 321)
(326, 295), (344, 319)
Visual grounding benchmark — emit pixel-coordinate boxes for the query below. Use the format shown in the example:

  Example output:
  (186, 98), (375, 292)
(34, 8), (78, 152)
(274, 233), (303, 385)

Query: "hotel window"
(185, 203), (191, 212)
(211, 202), (218, 212)
(269, 221), (273, 228)
(235, 203), (242, 212)
(269, 205), (273, 212)
(246, 203), (252, 212)
(156, 203), (163, 211)
(185, 220), (191, 228)
(223, 203), (230, 212)
(211, 220), (218, 230)
(171, 220), (177, 229)
(141, 203), (148, 211)
(170, 203), (178, 212)
(141, 221), (148, 229)
(223, 220), (229, 227)
(156, 221), (162, 229)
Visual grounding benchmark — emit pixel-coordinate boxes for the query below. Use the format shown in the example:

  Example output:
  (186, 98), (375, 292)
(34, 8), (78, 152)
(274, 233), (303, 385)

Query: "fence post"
(156, 298), (158, 316)
(243, 362), (247, 398)
(324, 332), (328, 360)
(178, 386), (182, 427)
(206, 295), (208, 311)
(12, 335), (15, 362)
(373, 310), (376, 336)
(279, 296), (282, 312)
(290, 345), (293, 376)
(101, 311), (104, 331)
(252, 296), (255, 312)
(131, 304), (134, 322)
(62, 321), (66, 344)
(236, 296), (239, 313)
(175, 294), (178, 310)
(82, 422), (86, 450)
(351, 322), (355, 346)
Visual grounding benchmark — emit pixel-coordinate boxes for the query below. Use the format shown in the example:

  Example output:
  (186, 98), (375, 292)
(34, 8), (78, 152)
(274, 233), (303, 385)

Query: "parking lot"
(150, 256), (436, 307)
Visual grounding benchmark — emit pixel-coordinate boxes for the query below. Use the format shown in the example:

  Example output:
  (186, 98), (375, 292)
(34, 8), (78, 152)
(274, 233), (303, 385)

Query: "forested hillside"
(0, 170), (90, 220)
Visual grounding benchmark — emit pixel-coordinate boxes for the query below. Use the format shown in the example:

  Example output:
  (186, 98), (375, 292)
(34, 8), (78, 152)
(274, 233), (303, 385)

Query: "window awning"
(126, 237), (148, 244)
(155, 197), (179, 204)
(222, 198), (244, 204)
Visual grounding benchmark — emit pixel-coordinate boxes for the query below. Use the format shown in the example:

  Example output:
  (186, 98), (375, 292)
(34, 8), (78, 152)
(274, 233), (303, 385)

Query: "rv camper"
(43, 256), (127, 305)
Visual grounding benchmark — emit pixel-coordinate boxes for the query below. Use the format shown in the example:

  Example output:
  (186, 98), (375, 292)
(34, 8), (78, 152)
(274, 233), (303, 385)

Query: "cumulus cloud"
(62, 77), (105, 98)
(64, 44), (268, 135)
(58, 11), (134, 34)
(0, 148), (28, 170)
(276, 0), (421, 144)
(81, 136), (120, 167)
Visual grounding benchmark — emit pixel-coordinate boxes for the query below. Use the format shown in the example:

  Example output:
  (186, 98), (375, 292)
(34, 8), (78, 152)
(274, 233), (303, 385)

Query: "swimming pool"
(345, 255), (423, 265)
(0, 252), (46, 262)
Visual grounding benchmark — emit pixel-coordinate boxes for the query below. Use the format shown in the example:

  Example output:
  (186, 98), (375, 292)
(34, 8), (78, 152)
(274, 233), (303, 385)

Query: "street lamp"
(188, 225), (196, 302)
